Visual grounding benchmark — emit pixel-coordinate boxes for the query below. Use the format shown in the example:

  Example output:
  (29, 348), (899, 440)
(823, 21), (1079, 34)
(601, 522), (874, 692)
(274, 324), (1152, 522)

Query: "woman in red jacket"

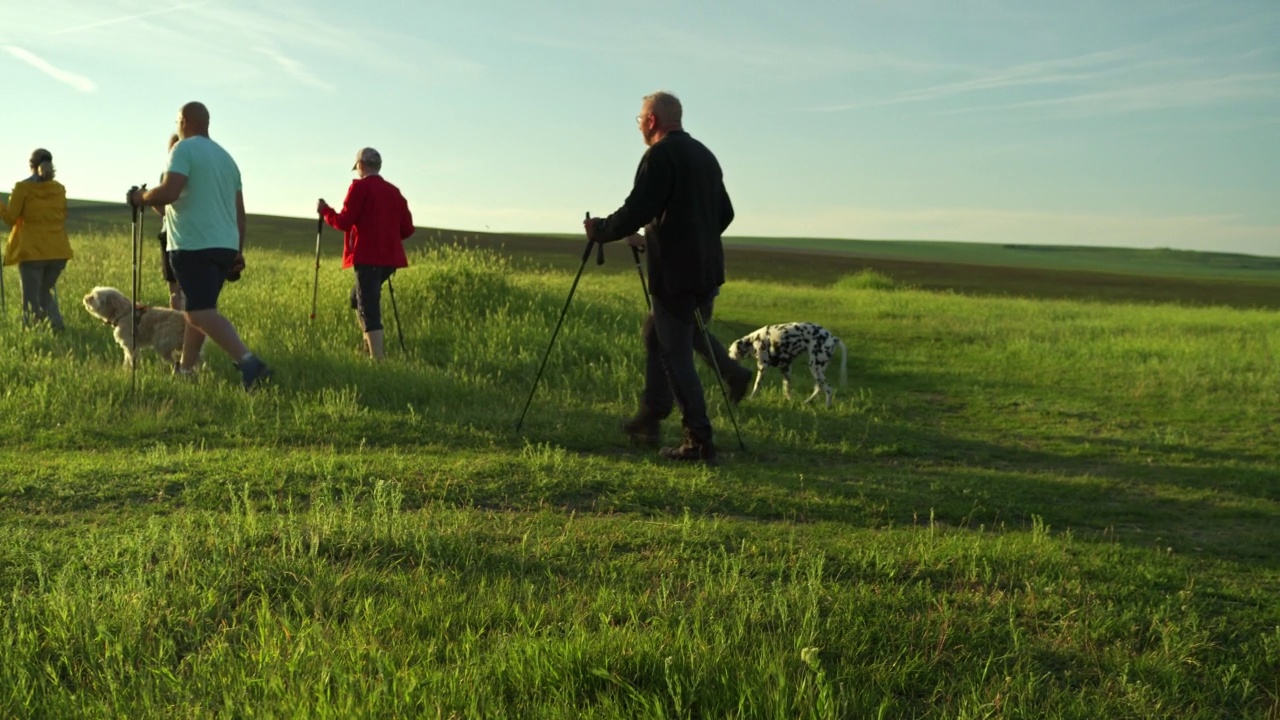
(318, 148), (415, 360)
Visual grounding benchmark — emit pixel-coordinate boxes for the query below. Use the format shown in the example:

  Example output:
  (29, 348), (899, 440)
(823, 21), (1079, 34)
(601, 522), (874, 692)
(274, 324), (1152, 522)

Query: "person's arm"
(321, 181), (364, 232)
(134, 140), (189, 209)
(151, 172), (168, 217)
(0, 185), (25, 225)
(138, 172), (186, 207)
(235, 191), (246, 251)
(592, 149), (673, 243)
(719, 186), (734, 234)
(399, 196), (415, 240)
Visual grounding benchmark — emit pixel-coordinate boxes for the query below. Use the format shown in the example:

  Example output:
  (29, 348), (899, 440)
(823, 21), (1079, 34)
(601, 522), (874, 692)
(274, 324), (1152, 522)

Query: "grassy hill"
(25, 195), (1279, 310)
(0, 214), (1276, 716)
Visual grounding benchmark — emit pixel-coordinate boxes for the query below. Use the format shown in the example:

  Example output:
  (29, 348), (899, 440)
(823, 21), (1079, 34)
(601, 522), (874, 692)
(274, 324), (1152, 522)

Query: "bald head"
(178, 101), (211, 138)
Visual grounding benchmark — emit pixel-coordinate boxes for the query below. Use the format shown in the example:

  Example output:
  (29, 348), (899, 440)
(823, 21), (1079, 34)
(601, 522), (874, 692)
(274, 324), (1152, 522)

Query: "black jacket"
(595, 130), (734, 298)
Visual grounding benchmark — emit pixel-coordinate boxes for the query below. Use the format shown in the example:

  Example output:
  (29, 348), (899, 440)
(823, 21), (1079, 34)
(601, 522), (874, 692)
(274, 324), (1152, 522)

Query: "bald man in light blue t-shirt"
(130, 101), (272, 391)
(165, 135), (241, 252)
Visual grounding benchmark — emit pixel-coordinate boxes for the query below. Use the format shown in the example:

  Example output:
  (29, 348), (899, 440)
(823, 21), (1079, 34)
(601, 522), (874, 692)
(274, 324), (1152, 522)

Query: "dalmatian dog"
(728, 322), (847, 407)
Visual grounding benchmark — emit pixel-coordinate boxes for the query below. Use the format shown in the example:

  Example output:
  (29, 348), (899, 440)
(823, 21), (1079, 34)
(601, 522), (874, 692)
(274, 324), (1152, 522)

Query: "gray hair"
(643, 91), (683, 126)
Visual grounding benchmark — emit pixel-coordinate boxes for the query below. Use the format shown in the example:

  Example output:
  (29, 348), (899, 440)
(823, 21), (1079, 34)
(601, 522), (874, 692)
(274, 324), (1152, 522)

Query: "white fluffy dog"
(82, 286), (189, 367)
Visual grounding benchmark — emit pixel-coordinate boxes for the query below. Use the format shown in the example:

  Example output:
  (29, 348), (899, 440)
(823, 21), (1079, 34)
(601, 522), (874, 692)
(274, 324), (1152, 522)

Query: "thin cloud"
(799, 47), (1153, 112)
(936, 72), (1280, 117)
(799, 14), (1280, 114)
(183, 3), (480, 85)
(49, 1), (214, 35)
(2, 45), (95, 92)
(510, 19), (972, 80)
(654, 25), (971, 78)
(256, 47), (335, 93)
(18, 1), (456, 95)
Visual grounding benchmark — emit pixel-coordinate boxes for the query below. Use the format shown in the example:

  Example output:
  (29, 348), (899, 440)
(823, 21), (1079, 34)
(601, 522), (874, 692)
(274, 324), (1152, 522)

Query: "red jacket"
(321, 175), (414, 269)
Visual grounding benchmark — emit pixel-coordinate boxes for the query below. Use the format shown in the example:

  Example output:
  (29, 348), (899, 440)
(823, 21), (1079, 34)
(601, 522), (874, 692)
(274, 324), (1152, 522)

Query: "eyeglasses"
(635, 113), (650, 125)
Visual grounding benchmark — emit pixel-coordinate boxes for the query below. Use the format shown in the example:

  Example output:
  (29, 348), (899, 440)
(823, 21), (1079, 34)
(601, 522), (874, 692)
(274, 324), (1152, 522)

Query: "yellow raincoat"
(1, 179), (73, 266)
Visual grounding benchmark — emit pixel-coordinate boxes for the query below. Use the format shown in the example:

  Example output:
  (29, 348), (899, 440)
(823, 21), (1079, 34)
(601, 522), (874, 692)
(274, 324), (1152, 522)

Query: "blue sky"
(2, 0), (1277, 256)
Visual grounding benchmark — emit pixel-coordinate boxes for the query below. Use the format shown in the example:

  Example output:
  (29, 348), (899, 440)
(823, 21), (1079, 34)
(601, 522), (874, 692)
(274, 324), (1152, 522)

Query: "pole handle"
(310, 207), (323, 320)
(584, 211), (605, 265)
(581, 212), (596, 263)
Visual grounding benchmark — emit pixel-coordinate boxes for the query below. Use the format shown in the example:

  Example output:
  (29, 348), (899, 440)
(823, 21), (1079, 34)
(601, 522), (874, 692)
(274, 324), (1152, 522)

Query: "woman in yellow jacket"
(0, 148), (73, 330)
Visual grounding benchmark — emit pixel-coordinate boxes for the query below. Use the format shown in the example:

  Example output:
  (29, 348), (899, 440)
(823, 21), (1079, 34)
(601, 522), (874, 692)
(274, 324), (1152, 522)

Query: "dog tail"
(838, 338), (847, 387)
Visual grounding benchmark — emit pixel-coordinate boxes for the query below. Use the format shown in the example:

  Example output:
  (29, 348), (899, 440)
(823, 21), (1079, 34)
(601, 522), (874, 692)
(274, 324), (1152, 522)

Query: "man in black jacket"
(585, 91), (751, 465)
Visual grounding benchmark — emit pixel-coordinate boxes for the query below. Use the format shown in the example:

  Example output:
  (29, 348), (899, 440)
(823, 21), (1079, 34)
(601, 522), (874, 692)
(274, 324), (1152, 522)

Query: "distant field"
(5, 195), (1279, 307)
(724, 236), (1280, 281)
(473, 229), (1280, 282)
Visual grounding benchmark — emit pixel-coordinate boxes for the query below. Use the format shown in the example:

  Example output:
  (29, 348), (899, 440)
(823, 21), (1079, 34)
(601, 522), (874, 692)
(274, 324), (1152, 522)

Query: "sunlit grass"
(0, 233), (1276, 718)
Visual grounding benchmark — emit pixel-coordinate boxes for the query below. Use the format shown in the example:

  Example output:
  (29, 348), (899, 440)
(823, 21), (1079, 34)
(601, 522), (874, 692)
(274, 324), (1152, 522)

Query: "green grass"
(34, 194), (1280, 304)
(0, 223), (1277, 718)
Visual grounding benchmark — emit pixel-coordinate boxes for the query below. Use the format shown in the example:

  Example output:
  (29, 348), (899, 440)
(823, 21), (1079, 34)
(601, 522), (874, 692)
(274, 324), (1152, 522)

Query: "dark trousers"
(169, 248), (238, 312)
(349, 265), (397, 332)
(642, 294), (741, 442)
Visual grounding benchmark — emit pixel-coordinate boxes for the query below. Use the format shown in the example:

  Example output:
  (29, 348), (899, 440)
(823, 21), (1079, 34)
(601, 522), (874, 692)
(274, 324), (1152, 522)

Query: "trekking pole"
(135, 202), (144, 311)
(516, 212), (599, 431)
(629, 244), (651, 310)
(310, 212), (322, 320)
(127, 187), (142, 394)
(386, 273), (406, 354)
(694, 305), (746, 451)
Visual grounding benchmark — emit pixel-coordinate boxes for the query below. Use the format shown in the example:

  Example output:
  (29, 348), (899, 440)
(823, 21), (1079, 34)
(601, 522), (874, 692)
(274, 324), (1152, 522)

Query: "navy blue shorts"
(349, 265), (397, 332)
(169, 248), (239, 312)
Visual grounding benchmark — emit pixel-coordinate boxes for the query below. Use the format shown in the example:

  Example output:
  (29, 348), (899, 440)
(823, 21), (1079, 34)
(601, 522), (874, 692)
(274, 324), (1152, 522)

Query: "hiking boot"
(239, 356), (273, 391)
(659, 433), (718, 466)
(622, 415), (662, 447)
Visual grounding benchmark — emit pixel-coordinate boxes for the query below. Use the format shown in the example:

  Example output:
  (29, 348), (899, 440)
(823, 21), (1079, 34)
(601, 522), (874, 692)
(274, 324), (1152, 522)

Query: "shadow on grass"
(498, 344), (1280, 568)
(4, 310), (1275, 570)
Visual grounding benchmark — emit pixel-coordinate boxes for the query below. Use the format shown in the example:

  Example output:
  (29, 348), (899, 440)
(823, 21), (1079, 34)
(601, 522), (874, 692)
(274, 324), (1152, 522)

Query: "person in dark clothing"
(585, 91), (751, 465)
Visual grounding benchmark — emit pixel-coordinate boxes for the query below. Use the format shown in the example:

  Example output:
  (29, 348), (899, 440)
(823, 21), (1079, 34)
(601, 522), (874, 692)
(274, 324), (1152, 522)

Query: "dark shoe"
(659, 434), (718, 466)
(622, 415), (661, 447)
(240, 356), (272, 391)
(727, 370), (751, 406)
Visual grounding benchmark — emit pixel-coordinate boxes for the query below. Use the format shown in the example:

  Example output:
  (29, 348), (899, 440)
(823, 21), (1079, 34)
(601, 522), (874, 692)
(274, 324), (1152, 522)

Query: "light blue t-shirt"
(164, 136), (242, 251)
